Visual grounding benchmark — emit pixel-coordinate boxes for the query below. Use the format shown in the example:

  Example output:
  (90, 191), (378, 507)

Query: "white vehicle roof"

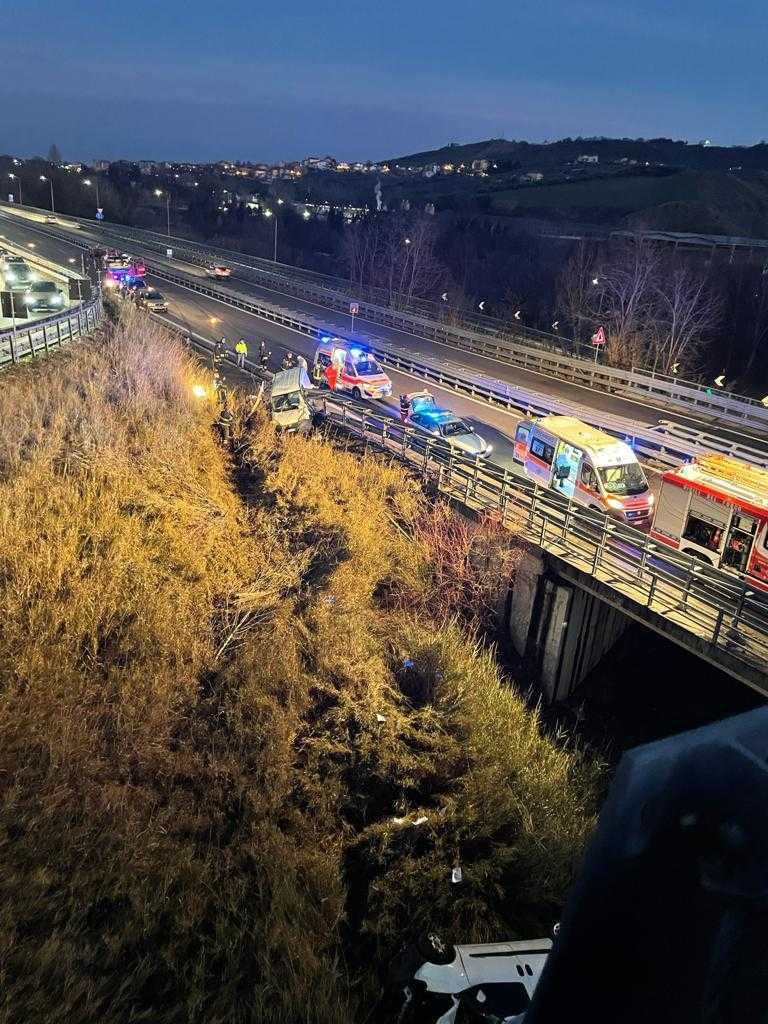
(415, 938), (552, 994)
(535, 415), (637, 468)
(271, 366), (312, 397)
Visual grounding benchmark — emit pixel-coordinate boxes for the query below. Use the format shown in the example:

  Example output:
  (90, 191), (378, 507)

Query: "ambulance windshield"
(352, 354), (382, 376)
(598, 462), (648, 496)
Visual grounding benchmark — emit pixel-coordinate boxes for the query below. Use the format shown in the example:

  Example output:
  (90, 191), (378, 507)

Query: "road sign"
(349, 302), (359, 316)
(166, 248), (173, 258)
(7, 194), (13, 203)
(95, 208), (104, 220)
(591, 326), (607, 346)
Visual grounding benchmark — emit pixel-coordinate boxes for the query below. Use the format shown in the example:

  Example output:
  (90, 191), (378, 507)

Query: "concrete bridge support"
(510, 550), (631, 703)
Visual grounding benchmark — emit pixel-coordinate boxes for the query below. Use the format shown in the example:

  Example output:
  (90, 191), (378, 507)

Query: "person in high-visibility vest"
(235, 338), (247, 369)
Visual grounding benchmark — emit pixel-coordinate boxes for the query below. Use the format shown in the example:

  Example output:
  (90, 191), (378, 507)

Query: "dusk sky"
(1, 0), (765, 162)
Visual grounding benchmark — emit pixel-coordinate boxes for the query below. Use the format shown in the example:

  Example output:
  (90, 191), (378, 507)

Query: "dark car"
(136, 287), (168, 312)
(24, 280), (66, 311)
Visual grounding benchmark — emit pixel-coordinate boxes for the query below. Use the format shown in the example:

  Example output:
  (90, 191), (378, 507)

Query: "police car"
(386, 933), (552, 1024)
(404, 393), (492, 458)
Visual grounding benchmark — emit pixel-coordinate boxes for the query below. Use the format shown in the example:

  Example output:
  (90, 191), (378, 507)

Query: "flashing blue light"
(349, 347), (362, 357)
(321, 335), (331, 343)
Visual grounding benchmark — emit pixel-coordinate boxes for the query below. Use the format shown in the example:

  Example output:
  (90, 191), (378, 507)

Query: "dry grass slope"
(0, 309), (601, 1023)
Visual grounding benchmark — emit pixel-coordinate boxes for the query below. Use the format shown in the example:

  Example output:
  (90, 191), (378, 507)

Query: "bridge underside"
(510, 550), (768, 702)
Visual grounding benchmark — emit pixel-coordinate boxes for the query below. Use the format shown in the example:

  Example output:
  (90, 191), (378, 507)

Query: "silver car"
(407, 406), (492, 458)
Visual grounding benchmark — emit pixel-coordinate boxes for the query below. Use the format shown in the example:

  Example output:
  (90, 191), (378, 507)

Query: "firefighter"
(217, 400), (234, 443)
(260, 346), (271, 371)
(235, 338), (248, 369)
(212, 336), (227, 370)
(399, 393), (411, 423)
(281, 350), (296, 370)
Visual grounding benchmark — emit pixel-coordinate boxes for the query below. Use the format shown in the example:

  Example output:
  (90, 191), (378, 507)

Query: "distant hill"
(489, 169), (768, 237)
(388, 137), (768, 174)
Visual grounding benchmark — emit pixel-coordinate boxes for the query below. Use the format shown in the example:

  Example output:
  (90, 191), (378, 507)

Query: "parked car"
(23, 280), (66, 312)
(44, 215), (58, 224)
(209, 264), (232, 278)
(136, 287), (168, 312)
(385, 933), (552, 1024)
(403, 392), (492, 458)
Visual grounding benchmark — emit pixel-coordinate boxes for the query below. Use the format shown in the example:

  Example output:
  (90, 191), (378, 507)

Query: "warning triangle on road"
(591, 326), (607, 346)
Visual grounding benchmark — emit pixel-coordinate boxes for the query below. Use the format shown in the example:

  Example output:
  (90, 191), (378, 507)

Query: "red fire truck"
(650, 454), (768, 590)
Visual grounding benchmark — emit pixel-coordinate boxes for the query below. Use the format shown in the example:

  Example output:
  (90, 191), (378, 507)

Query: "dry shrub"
(0, 308), (601, 1023)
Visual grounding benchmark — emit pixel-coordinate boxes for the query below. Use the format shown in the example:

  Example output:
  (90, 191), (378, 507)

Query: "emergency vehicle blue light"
(349, 347), (362, 357)
(321, 335), (330, 343)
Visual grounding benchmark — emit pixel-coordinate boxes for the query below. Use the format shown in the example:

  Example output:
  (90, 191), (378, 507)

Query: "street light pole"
(166, 193), (171, 237)
(8, 174), (22, 205)
(40, 175), (55, 213)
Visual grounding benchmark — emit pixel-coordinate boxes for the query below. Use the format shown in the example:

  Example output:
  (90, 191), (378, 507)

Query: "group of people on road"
(208, 336), (314, 375)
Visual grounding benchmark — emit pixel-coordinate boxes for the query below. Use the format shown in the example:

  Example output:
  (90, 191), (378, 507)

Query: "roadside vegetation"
(0, 309), (601, 1023)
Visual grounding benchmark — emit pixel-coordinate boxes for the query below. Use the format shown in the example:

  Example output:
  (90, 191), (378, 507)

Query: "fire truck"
(650, 454), (768, 590)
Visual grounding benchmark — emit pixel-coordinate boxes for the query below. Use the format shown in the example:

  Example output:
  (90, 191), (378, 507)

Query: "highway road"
(2, 209), (767, 477)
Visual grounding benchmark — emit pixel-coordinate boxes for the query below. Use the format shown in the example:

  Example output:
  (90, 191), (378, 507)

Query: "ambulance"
(514, 415), (653, 527)
(649, 454), (768, 589)
(312, 337), (392, 400)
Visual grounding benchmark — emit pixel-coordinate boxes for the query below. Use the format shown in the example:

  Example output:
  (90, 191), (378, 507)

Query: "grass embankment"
(0, 308), (601, 1023)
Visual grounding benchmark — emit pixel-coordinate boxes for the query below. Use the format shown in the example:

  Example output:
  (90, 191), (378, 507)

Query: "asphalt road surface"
(2, 209), (766, 478)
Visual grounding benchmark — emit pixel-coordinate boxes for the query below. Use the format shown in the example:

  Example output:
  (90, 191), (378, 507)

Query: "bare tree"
(587, 238), (664, 367)
(555, 240), (598, 341)
(650, 264), (721, 375)
(343, 212), (446, 308)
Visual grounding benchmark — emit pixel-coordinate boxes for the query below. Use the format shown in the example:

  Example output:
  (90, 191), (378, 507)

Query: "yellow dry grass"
(0, 308), (601, 1023)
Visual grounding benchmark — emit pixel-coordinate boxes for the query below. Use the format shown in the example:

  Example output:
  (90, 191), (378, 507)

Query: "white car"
(405, 395), (492, 458)
(389, 933), (552, 1024)
(210, 264), (232, 278)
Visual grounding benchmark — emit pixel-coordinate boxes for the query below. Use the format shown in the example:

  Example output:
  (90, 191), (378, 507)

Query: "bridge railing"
(11, 206), (766, 432)
(314, 396), (768, 679)
(123, 262), (763, 468)
(0, 295), (103, 367)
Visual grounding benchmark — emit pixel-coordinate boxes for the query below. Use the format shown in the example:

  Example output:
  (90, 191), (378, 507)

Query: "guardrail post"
(43, 325), (50, 355)
(29, 328), (36, 358)
(55, 319), (62, 350)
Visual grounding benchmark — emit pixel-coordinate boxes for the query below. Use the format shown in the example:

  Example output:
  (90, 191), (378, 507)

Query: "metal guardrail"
(128, 263), (764, 471)
(123, 296), (768, 683)
(0, 295), (103, 367)
(313, 396), (768, 683)
(9, 205), (765, 432)
(2, 216), (763, 475)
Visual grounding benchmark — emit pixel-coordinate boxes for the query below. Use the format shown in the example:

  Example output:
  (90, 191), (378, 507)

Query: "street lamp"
(8, 173), (22, 205)
(83, 177), (100, 208)
(155, 189), (171, 236)
(39, 175), (55, 213)
(263, 208), (278, 261)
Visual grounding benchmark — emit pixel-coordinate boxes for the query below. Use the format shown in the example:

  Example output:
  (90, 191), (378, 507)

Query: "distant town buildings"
(576, 154), (599, 164)
(520, 171), (544, 182)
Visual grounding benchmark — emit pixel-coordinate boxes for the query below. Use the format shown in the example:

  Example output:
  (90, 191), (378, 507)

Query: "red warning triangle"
(591, 326), (607, 346)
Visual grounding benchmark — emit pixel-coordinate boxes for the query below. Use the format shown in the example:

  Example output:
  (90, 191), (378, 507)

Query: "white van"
(313, 337), (392, 400)
(269, 366), (315, 433)
(515, 415), (653, 527)
(388, 933), (552, 1024)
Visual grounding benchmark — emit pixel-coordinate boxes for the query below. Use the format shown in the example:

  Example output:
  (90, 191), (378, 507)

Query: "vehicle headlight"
(28, 273), (37, 282)
(52, 295), (63, 304)
(647, 493), (654, 505)
(484, 443), (493, 454)
(606, 497), (624, 510)
(6, 272), (15, 281)
(24, 294), (33, 304)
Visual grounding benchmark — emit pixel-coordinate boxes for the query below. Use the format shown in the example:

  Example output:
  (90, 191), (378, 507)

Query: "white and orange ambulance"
(650, 454), (768, 589)
(514, 415), (654, 527)
(312, 337), (392, 400)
